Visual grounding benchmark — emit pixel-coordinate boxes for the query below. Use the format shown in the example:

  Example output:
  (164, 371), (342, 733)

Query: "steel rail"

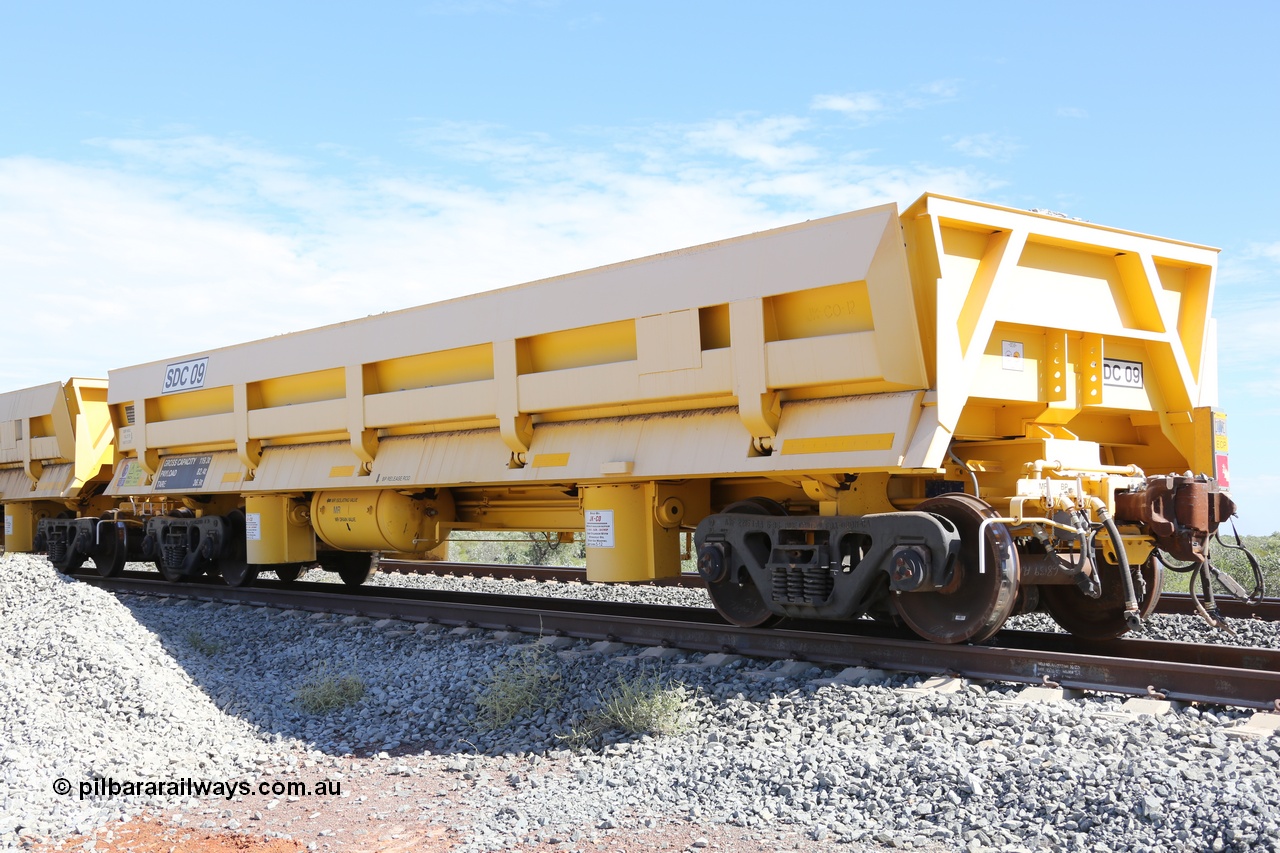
(381, 561), (1280, 620)
(1156, 592), (1280, 622)
(375, 559), (704, 587)
(83, 572), (1280, 710)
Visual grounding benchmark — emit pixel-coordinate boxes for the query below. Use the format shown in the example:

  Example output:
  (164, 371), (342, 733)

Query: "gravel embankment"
(0, 555), (300, 843)
(3, 553), (1279, 852)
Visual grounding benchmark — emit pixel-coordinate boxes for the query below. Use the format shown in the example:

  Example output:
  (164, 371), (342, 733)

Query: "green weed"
(185, 629), (223, 657)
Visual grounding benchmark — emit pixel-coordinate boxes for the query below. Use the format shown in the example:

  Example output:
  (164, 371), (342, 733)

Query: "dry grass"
(295, 666), (365, 713)
(474, 644), (563, 729)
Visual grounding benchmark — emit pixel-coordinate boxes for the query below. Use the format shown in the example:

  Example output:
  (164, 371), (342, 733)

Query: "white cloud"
(950, 132), (1021, 160)
(918, 79), (961, 100)
(0, 158), (324, 387)
(1214, 246), (1280, 526)
(91, 135), (298, 172)
(1220, 471), (1280, 534)
(0, 111), (997, 391)
(811, 92), (884, 118)
(812, 80), (958, 123)
(685, 116), (817, 168)
(1252, 240), (1280, 263)
(1210, 248), (1280, 436)
(1057, 106), (1089, 119)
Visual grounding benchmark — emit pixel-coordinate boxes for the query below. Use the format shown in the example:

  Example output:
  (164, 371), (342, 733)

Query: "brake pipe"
(947, 448), (981, 497)
(972, 497), (1085, 577)
(1026, 459), (1145, 478)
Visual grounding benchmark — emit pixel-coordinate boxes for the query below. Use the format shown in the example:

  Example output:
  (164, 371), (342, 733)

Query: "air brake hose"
(1150, 546), (1238, 630)
(1192, 559), (1229, 631)
(1086, 497), (1142, 631)
(1213, 519), (1266, 603)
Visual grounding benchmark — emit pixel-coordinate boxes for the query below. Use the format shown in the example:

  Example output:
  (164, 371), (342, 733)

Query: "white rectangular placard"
(585, 509), (615, 548)
(1001, 340), (1024, 371)
(1102, 358), (1144, 389)
(162, 357), (209, 394)
(245, 512), (262, 541)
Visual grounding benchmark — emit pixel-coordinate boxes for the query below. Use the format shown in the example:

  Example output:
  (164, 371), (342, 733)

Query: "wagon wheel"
(1040, 553), (1162, 640)
(893, 493), (1020, 644)
(216, 510), (256, 587)
(273, 563), (308, 583)
(702, 498), (785, 628)
(320, 551), (376, 587)
(52, 548), (87, 575)
(90, 519), (127, 578)
(156, 558), (190, 583)
(220, 560), (260, 588)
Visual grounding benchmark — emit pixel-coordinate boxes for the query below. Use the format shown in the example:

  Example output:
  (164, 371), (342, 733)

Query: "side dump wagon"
(15, 195), (1240, 642)
(1, 379), (115, 553)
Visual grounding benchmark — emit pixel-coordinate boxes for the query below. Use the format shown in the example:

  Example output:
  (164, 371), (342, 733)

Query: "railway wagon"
(26, 194), (1241, 643)
(0, 379), (117, 561)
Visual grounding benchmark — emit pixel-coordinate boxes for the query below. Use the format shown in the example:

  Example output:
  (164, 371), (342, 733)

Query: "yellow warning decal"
(781, 434), (894, 455)
(531, 453), (571, 468)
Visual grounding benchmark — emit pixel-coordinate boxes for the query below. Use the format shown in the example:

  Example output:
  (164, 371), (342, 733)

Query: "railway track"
(1157, 591), (1280, 621)
(380, 559), (1280, 621)
(81, 569), (1280, 710)
(376, 558), (701, 586)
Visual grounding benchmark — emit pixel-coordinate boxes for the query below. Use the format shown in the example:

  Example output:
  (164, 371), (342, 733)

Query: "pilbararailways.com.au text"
(53, 777), (342, 801)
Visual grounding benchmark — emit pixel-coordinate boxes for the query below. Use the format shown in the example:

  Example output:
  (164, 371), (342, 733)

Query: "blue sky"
(2, 1), (1277, 532)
